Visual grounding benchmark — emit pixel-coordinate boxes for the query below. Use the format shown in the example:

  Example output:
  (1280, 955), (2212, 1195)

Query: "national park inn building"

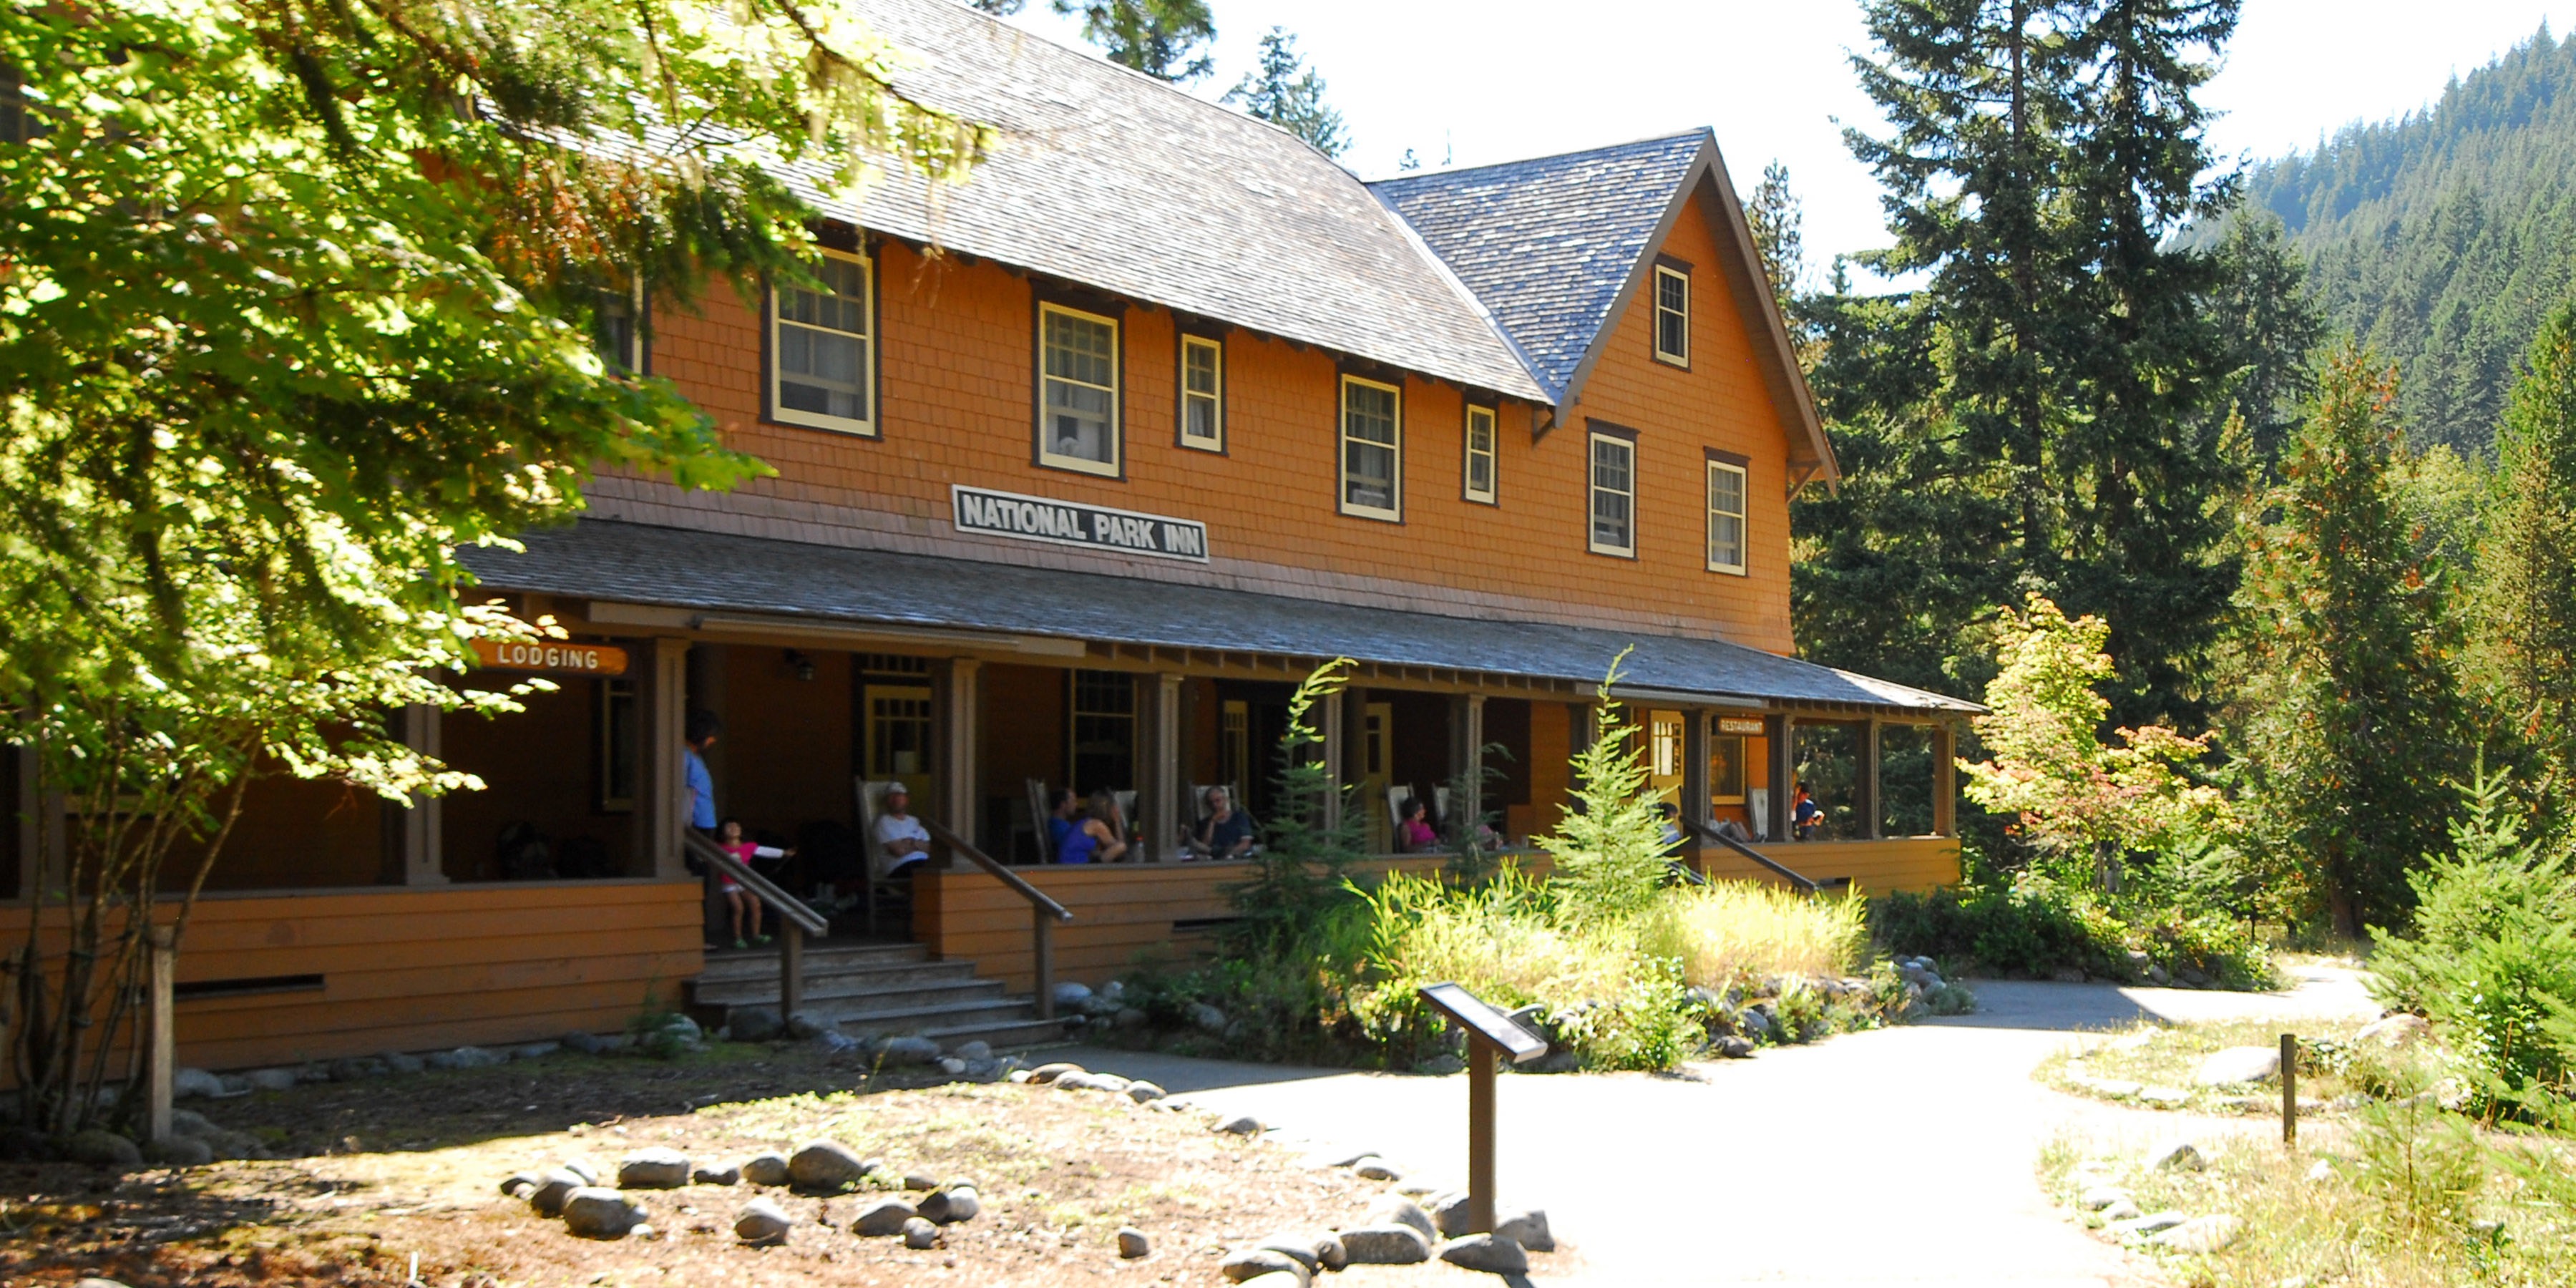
(1, 0), (1977, 1070)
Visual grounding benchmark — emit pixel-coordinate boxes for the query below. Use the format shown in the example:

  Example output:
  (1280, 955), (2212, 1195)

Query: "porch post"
(1319, 689), (1345, 833)
(638, 635), (691, 879)
(1932, 721), (1958, 838)
(1682, 708), (1709, 834)
(1767, 713), (1795, 842)
(399, 703), (447, 885)
(937, 658), (981, 853)
(1863, 718), (1883, 841)
(1448, 693), (1486, 831)
(1145, 673), (1182, 862)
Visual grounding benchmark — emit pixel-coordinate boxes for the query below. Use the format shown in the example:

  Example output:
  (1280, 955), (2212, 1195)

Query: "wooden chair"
(853, 778), (919, 938)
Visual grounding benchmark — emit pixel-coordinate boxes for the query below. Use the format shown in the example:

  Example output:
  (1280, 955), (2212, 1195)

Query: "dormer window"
(1652, 260), (1690, 367)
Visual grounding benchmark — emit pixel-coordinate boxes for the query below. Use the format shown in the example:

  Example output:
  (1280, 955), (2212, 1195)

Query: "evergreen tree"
(967, 0), (1024, 13)
(2472, 303), (2576, 814)
(1222, 27), (1350, 157)
(2237, 349), (2466, 938)
(1053, 0), (1216, 83)
(1744, 160), (1806, 307)
(2206, 213), (2326, 459)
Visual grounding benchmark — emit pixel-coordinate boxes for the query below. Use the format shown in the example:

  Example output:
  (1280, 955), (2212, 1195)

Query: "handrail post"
(781, 919), (804, 1019)
(1033, 907), (1056, 1020)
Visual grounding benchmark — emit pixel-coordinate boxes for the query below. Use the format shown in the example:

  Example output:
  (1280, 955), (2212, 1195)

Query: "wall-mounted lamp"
(784, 649), (816, 683)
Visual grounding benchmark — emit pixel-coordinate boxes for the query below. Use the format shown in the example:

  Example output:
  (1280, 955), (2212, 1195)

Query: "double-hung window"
(1179, 334), (1224, 451)
(1589, 428), (1636, 557)
(1652, 262), (1690, 366)
(1040, 303), (1121, 474)
(1339, 376), (1403, 521)
(593, 282), (642, 376)
(1707, 454), (1748, 575)
(1463, 405), (1498, 504)
(769, 250), (874, 435)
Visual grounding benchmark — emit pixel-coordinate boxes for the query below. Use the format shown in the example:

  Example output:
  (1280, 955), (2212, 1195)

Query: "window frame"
(1706, 450), (1750, 576)
(593, 279), (648, 377)
(764, 245), (878, 437)
(1652, 259), (1692, 369)
(1587, 423), (1638, 559)
(1034, 300), (1126, 477)
(1337, 374), (1405, 522)
(1177, 331), (1226, 453)
(1462, 404), (1499, 505)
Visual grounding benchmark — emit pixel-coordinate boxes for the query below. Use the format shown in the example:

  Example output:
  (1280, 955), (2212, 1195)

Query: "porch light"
(785, 649), (816, 682)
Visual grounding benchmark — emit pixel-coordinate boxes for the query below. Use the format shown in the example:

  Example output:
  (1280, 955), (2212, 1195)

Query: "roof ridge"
(1365, 127), (1712, 186)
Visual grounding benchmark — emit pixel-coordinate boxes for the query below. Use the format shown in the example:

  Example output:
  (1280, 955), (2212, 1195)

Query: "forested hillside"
(2243, 24), (2576, 452)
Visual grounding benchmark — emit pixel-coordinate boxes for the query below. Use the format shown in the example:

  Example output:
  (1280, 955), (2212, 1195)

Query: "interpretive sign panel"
(1418, 982), (1549, 1063)
(952, 485), (1211, 562)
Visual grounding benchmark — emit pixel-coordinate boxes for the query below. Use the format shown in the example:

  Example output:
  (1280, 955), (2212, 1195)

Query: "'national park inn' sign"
(951, 485), (1211, 562)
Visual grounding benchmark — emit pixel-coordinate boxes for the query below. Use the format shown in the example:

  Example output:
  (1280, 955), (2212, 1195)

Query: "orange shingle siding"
(633, 223), (1802, 653)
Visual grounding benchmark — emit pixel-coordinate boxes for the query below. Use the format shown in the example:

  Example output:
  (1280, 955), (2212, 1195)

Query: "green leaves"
(1537, 648), (1676, 922)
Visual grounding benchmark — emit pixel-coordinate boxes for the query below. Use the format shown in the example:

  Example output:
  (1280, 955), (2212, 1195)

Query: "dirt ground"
(0, 1046), (1561, 1287)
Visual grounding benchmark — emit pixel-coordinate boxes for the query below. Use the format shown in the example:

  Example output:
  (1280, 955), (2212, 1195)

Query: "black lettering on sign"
(950, 485), (1210, 563)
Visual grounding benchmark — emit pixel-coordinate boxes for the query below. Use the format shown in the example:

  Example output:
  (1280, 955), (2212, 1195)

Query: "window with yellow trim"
(1463, 405), (1498, 504)
(1339, 376), (1403, 520)
(769, 250), (874, 435)
(1707, 458), (1748, 575)
(1652, 264), (1690, 366)
(1180, 334), (1223, 451)
(1040, 303), (1121, 475)
(1589, 431), (1635, 556)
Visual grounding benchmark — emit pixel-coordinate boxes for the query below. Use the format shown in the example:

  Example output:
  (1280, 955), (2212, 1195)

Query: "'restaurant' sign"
(472, 638), (630, 677)
(952, 485), (1209, 562)
(1716, 716), (1767, 736)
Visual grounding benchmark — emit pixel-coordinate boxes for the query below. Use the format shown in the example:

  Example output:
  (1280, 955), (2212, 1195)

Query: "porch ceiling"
(461, 520), (1980, 718)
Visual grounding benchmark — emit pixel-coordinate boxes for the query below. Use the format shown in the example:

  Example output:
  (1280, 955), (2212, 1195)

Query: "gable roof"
(1371, 132), (1704, 396)
(1374, 132), (1841, 483)
(779, 0), (1544, 402)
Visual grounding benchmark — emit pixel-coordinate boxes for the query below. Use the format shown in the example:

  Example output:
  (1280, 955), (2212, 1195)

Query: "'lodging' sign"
(951, 485), (1210, 562)
(471, 638), (630, 677)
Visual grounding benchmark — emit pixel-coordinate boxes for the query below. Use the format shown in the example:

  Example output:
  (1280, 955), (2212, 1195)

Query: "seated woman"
(1058, 790), (1129, 864)
(1394, 794), (1439, 853)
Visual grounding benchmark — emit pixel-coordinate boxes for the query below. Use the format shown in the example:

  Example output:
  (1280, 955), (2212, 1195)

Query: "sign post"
(1417, 982), (1550, 1235)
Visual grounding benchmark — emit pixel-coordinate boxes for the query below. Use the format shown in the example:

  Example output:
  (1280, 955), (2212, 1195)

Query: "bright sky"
(992, 1), (2576, 282)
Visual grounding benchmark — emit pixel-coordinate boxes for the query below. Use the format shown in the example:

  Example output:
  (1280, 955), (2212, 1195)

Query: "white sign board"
(951, 485), (1210, 562)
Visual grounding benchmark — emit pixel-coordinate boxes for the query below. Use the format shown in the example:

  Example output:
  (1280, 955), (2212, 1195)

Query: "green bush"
(1870, 871), (2271, 987)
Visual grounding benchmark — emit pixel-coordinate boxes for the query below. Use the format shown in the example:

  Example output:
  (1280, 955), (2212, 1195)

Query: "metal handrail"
(1682, 819), (1850, 895)
(684, 831), (828, 935)
(922, 817), (1075, 1020)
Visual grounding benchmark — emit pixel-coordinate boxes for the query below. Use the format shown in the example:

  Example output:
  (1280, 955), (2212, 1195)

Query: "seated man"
(1193, 786), (1257, 860)
(872, 782), (933, 879)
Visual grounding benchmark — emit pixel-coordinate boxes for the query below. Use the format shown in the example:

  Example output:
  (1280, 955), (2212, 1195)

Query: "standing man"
(683, 710), (722, 835)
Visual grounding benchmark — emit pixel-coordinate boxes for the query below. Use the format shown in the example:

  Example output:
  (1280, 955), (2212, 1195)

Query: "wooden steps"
(684, 941), (1065, 1050)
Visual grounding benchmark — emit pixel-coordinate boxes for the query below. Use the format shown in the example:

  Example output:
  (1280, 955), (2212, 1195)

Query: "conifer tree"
(2472, 303), (2576, 814)
(2237, 349), (2466, 937)
(1053, 0), (1216, 83)
(1744, 160), (1806, 307)
(1223, 27), (1350, 157)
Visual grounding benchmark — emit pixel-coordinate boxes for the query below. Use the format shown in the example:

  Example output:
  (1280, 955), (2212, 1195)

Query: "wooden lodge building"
(3, 0), (1977, 1069)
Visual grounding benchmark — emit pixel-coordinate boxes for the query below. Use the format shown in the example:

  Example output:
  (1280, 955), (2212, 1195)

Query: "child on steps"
(716, 818), (794, 950)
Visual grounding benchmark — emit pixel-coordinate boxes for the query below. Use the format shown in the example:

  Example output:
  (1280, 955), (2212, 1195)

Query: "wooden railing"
(1682, 820), (1850, 895)
(683, 831), (829, 1015)
(922, 818), (1076, 1020)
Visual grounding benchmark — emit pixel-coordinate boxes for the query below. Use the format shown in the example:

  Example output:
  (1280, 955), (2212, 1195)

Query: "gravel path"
(1064, 965), (2376, 1287)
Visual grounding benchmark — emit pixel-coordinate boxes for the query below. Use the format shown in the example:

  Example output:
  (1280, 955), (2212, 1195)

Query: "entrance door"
(1360, 701), (1392, 853)
(863, 683), (935, 820)
(1648, 709), (1687, 810)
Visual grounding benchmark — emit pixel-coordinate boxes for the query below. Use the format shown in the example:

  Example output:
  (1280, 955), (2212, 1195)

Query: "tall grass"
(1639, 882), (1870, 989)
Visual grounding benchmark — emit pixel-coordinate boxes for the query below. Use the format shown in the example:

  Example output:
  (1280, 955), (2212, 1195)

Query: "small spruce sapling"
(1224, 658), (1364, 953)
(1538, 649), (1677, 919)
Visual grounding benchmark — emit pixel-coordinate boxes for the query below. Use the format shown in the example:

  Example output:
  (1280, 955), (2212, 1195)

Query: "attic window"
(1652, 263), (1690, 367)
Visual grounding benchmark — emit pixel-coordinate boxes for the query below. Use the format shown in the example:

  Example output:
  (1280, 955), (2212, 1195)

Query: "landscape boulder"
(1214, 1113), (1264, 1136)
(1028, 1062), (1083, 1084)
(693, 1161), (742, 1186)
(1364, 1194), (1435, 1241)
(2147, 1140), (2207, 1171)
(67, 1128), (142, 1168)
(1246, 1231), (1324, 1272)
(500, 1171), (544, 1199)
(427, 1046), (504, 1070)
(917, 1186), (981, 1224)
(243, 1068), (299, 1093)
(1428, 1189), (1474, 1238)
(2192, 1046), (2282, 1087)
(1053, 981), (1094, 1010)
(1125, 1080), (1166, 1103)
(1494, 1207), (1554, 1252)
(902, 1215), (943, 1249)
(2150, 1214), (2245, 1254)
(560, 1158), (601, 1184)
(527, 1169), (587, 1217)
(877, 1035), (941, 1066)
(1189, 1002), (1229, 1033)
(728, 1007), (785, 1043)
(327, 1057), (389, 1082)
(559, 1031), (609, 1055)
(852, 1197), (917, 1237)
(1337, 1225), (1432, 1264)
(560, 1186), (648, 1239)
(618, 1147), (691, 1189)
(734, 1196), (792, 1245)
(787, 1141), (872, 1190)
(1219, 1248), (1309, 1284)
(2356, 1013), (2432, 1049)
(144, 1136), (215, 1167)
(1350, 1156), (1401, 1181)
(172, 1068), (225, 1100)
(1116, 1226), (1151, 1258)
(1440, 1232), (1531, 1276)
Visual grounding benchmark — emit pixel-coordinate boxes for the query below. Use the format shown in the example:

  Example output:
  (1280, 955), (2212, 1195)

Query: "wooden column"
(1932, 722), (1958, 838)
(638, 636), (691, 879)
(145, 926), (175, 1146)
(937, 658), (982, 855)
(1144, 673), (1182, 862)
(1448, 693), (1486, 831)
(1319, 690), (1345, 832)
(399, 703), (447, 885)
(1767, 713), (1796, 842)
(1863, 718), (1883, 841)
(1682, 708), (1710, 831)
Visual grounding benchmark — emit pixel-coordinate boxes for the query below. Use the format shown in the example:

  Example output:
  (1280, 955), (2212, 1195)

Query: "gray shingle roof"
(463, 520), (1977, 715)
(776, 0), (1543, 401)
(1371, 132), (1709, 399)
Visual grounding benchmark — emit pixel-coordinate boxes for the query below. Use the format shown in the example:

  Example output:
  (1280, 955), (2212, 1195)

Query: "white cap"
(884, 781), (912, 796)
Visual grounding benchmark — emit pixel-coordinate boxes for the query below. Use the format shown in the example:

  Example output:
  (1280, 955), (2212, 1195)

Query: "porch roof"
(461, 520), (1980, 717)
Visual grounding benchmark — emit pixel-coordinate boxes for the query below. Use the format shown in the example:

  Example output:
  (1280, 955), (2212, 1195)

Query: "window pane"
(1045, 378), (1115, 462)
(1185, 341), (1219, 395)
(1657, 270), (1689, 358)
(779, 327), (868, 419)
(592, 288), (635, 374)
(1709, 463), (1746, 568)
(1592, 439), (1632, 550)
(1045, 311), (1115, 386)
(1342, 382), (1400, 512)
(1185, 394), (1217, 441)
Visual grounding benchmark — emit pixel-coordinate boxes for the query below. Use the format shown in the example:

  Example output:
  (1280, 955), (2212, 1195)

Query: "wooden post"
(1146, 673), (1181, 862)
(1318, 690), (1345, 834)
(399, 703), (447, 885)
(2281, 1033), (2298, 1143)
(1768, 714), (1796, 842)
(1467, 1040), (1497, 1235)
(146, 925), (176, 1146)
(937, 658), (982, 857)
(1682, 709), (1709, 831)
(1932, 722), (1959, 837)
(1863, 718), (1883, 841)
(1033, 907), (1057, 1020)
(638, 636), (691, 879)
(1448, 693), (1486, 831)
(780, 919), (805, 1019)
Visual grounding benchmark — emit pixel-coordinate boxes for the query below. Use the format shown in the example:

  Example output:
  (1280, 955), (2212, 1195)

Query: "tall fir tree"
(2238, 349), (2466, 938)
(1053, 0), (1216, 83)
(1744, 160), (1807, 308)
(1222, 27), (1350, 157)
(2472, 302), (2576, 815)
(2206, 213), (2326, 459)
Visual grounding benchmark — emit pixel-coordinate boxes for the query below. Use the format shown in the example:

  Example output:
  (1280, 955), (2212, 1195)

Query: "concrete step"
(712, 977), (1010, 1017)
(688, 959), (985, 1007)
(912, 1015), (1072, 1050)
(695, 942), (927, 983)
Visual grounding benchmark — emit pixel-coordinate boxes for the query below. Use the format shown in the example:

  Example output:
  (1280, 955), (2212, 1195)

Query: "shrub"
(1636, 881), (1869, 990)
(1870, 871), (2271, 987)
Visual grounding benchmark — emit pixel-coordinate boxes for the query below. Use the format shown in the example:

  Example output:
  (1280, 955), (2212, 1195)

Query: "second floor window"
(592, 283), (641, 375)
(1040, 303), (1121, 475)
(1180, 334), (1224, 451)
(1340, 376), (1402, 521)
(770, 250), (873, 435)
(1707, 456), (1748, 575)
(1653, 263), (1690, 366)
(1590, 430), (1635, 557)
(1463, 405), (1498, 504)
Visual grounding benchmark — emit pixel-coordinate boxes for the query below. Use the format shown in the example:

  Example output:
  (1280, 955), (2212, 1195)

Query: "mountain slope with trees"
(2240, 23), (2576, 452)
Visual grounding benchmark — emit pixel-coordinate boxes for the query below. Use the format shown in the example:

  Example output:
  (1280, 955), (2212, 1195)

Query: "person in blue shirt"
(1791, 781), (1823, 841)
(683, 710), (721, 833)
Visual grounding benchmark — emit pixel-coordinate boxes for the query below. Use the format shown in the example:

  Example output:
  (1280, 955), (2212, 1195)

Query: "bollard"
(2280, 1032), (2298, 1144)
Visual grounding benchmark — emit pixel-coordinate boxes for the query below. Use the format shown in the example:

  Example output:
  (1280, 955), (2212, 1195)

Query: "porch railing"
(1682, 820), (1851, 895)
(683, 830), (830, 1017)
(921, 817), (1076, 1020)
